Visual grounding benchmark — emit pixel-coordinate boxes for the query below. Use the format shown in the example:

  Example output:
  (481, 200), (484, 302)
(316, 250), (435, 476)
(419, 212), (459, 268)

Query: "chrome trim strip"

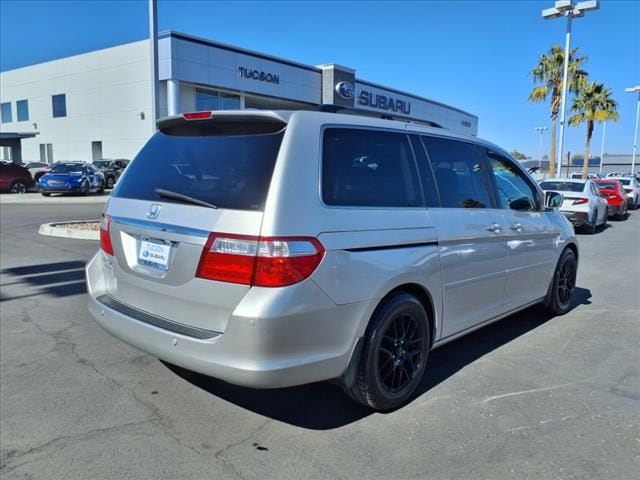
(110, 216), (210, 238)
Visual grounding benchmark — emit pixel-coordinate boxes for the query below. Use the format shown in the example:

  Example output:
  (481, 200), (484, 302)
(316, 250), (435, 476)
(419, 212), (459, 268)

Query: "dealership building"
(0, 31), (478, 164)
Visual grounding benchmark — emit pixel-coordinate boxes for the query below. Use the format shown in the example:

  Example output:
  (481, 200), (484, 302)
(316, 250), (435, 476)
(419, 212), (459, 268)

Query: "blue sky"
(1, 0), (638, 158)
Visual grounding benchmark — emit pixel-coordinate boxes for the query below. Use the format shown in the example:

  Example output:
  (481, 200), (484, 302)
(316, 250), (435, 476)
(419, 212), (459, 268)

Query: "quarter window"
(52, 94), (67, 118)
(422, 136), (492, 209)
(322, 128), (423, 207)
(486, 151), (538, 211)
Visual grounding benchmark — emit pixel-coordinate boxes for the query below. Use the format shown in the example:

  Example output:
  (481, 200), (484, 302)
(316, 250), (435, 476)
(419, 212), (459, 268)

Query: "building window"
(1, 102), (12, 123)
(52, 94), (67, 118)
(39, 143), (54, 163)
(195, 89), (240, 111)
(16, 100), (29, 122)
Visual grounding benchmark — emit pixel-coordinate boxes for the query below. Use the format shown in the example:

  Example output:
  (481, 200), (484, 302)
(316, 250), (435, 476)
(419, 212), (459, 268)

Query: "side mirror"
(545, 191), (563, 209)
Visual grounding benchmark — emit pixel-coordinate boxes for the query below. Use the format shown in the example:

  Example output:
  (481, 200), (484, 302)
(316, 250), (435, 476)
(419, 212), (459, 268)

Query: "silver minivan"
(86, 109), (578, 410)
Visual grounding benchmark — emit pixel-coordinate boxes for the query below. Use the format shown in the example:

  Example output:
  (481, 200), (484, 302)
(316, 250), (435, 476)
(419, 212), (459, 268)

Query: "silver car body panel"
(86, 110), (578, 388)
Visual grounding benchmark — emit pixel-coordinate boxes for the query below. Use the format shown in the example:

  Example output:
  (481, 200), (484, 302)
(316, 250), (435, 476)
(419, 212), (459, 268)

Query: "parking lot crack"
(214, 419), (271, 480)
(481, 382), (574, 404)
(0, 419), (152, 476)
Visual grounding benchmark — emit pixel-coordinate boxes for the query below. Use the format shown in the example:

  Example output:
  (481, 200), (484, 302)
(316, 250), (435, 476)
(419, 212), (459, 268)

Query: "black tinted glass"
(423, 137), (492, 209)
(51, 163), (82, 173)
(539, 181), (584, 192)
(409, 136), (440, 207)
(486, 151), (537, 210)
(112, 131), (284, 211)
(322, 128), (423, 207)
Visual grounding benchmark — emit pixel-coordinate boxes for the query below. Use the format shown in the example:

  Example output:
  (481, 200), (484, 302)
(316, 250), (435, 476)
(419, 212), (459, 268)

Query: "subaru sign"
(335, 82), (355, 100)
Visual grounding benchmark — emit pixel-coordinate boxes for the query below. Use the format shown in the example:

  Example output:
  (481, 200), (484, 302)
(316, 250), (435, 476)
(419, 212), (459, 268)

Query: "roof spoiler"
(156, 111), (287, 136)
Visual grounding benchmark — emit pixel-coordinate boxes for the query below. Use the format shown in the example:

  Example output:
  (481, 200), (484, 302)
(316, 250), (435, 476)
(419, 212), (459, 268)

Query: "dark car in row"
(0, 161), (35, 193)
(92, 159), (130, 189)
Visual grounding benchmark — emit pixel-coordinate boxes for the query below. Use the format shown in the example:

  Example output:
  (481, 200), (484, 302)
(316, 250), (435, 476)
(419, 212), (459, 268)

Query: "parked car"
(594, 179), (628, 220)
(86, 109), (579, 410)
(93, 159), (130, 189)
(39, 162), (105, 196)
(608, 176), (640, 209)
(0, 162), (35, 193)
(570, 172), (602, 180)
(539, 178), (608, 234)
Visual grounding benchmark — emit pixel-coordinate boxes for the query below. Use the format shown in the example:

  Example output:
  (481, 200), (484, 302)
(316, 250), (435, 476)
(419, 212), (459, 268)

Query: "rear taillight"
(100, 214), (114, 256)
(196, 234), (325, 287)
(572, 198), (588, 205)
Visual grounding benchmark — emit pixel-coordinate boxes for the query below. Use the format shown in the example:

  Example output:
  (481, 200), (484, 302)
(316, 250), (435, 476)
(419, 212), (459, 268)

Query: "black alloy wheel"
(343, 293), (431, 410)
(543, 248), (577, 315)
(10, 181), (27, 194)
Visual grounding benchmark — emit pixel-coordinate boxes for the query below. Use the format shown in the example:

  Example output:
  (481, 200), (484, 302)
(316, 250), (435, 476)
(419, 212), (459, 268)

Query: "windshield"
(113, 130), (284, 211)
(51, 163), (83, 174)
(93, 161), (111, 169)
(539, 181), (584, 192)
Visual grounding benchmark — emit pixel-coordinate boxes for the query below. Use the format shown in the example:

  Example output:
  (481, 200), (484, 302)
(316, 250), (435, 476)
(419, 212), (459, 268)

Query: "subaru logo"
(146, 203), (161, 220)
(335, 82), (354, 100)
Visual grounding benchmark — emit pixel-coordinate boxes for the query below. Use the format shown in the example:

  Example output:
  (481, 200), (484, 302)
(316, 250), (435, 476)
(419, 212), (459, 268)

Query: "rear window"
(596, 182), (617, 191)
(322, 128), (423, 207)
(539, 181), (585, 192)
(112, 131), (284, 211)
(618, 179), (631, 186)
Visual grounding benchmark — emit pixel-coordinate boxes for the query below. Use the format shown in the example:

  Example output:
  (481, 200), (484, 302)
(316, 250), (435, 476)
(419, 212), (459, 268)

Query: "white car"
(608, 176), (639, 209)
(539, 178), (608, 234)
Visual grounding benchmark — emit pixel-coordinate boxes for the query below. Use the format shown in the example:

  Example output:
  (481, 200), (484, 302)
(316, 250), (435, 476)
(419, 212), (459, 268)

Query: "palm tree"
(569, 82), (619, 180)
(529, 45), (588, 177)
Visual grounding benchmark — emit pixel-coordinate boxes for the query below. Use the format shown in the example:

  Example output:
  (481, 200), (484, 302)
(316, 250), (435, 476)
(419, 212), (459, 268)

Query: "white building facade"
(0, 31), (478, 164)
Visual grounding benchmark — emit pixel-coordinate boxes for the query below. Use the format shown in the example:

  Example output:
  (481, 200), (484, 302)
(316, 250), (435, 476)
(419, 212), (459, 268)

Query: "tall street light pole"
(149, 0), (159, 134)
(535, 126), (549, 168)
(542, 0), (599, 177)
(626, 85), (640, 173)
(599, 121), (607, 173)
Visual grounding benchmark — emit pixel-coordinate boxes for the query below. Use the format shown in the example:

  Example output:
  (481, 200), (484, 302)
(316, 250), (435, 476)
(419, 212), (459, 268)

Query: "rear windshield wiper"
(153, 188), (218, 209)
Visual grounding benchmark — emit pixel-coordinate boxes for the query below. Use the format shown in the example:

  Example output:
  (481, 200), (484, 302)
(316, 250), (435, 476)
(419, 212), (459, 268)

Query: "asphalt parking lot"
(1, 202), (639, 480)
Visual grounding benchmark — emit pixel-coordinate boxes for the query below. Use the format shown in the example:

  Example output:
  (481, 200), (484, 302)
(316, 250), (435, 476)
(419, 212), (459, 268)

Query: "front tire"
(81, 180), (90, 195)
(106, 177), (115, 189)
(543, 249), (577, 316)
(343, 293), (431, 411)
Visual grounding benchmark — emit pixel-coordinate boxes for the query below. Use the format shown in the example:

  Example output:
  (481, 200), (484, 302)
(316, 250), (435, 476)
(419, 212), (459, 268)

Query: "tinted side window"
(485, 151), (538, 210)
(322, 128), (423, 207)
(409, 135), (440, 207)
(422, 136), (492, 209)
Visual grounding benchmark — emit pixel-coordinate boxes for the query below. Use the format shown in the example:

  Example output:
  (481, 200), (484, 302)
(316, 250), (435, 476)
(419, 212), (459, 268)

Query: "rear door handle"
(510, 222), (523, 232)
(486, 223), (502, 233)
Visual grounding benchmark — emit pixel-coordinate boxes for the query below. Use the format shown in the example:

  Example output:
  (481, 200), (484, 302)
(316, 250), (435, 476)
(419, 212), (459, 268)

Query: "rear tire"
(584, 213), (596, 234)
(343, 293), (431, 411)
(41, 192), (51, 197)
(106, 177), (115, 189)
(10, 181), (27, 194)
(543, 249), (577, 316)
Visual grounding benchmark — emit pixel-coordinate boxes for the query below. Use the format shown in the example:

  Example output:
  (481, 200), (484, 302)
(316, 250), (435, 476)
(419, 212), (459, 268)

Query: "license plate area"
(138, 239), (172, 271)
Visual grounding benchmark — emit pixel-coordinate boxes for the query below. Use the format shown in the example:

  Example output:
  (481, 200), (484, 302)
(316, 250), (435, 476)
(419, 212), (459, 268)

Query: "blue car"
(39, 162), (105, 196)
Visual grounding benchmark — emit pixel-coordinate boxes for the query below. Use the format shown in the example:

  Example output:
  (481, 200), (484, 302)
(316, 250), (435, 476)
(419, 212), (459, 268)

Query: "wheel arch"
(377, 283), (436, 348)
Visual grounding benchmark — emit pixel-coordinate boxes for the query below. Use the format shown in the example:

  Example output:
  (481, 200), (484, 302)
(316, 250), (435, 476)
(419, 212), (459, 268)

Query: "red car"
(0, 162), (35, 193)
(594, 179), (627, 220)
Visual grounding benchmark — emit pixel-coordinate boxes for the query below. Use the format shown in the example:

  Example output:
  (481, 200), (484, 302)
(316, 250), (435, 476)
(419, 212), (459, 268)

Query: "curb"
(38, 220), (100, 241)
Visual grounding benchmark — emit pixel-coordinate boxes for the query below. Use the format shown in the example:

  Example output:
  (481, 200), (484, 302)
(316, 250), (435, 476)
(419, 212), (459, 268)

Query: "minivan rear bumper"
(86, 252), (370, 388)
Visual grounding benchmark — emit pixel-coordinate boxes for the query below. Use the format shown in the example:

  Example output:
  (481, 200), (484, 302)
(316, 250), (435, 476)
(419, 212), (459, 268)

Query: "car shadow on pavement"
(167, 287), (592, 430)
(0, 260), (87, 302)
